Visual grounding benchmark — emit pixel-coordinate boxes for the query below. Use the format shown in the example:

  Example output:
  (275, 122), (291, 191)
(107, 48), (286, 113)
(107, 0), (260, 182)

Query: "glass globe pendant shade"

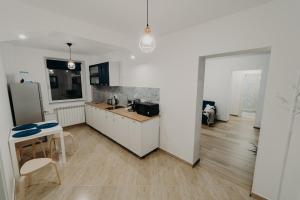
(68, 60), (76, 70)
(139, 26), (156, 53)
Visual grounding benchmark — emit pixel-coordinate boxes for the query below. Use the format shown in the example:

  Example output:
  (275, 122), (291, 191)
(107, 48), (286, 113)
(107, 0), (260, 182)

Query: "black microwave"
(89, 62), (109, 86)
(136, 102), (159, 117)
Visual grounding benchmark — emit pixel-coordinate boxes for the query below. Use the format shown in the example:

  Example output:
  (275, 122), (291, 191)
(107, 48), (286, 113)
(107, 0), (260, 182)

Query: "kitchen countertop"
(86, 102), (159, 122)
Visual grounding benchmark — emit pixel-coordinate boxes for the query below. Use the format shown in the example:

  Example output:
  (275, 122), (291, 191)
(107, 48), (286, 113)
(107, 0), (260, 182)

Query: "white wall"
(108, 1), (299, 199)
(153, 1), (300, 199)
(0, 49), (14, 200)
(203, 53), (270, 122)
(0, 44), (93, 116)
(230, 70), (245, 116)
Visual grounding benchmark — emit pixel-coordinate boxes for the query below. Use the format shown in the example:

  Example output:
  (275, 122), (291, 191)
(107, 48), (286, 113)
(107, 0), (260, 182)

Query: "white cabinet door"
(128, 119), (142, 156)
(97, 109), (105, 133)
(102, 111), (109, 135)
(109, 62), (120, 86)
(105, 112), (115, 139)
(114, 115), (129, 147)
(92, 107), (98, 129)
(94, 108), (102, 132)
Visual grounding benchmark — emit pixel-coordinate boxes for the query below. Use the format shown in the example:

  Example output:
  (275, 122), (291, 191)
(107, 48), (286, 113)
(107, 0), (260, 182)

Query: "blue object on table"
(12, 129), (41, 138)
(37, 122), (58, 129)
(12, 123), (38, 131)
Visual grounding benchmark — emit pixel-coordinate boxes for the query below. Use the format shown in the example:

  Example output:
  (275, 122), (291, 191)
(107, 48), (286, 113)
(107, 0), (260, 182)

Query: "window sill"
(49, 98), (86, 104)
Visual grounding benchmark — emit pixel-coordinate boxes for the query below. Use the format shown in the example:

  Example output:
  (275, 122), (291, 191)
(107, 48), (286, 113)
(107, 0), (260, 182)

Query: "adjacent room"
(0, 1), (299, 200)
(200, 51), (270, 193)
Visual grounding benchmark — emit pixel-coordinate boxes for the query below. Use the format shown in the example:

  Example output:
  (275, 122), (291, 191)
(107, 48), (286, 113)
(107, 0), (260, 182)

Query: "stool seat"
(18, 158), (61, 200)
(20, 158), (52, 175)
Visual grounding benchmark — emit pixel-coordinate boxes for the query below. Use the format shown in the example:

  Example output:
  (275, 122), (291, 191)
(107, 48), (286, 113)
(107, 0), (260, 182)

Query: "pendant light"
(139, 0), (156, 53)
(66, 43), (75, 70)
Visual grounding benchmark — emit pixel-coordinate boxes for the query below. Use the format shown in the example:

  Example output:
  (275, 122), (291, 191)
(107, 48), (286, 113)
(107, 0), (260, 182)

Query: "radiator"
(56, 105), (85, 127)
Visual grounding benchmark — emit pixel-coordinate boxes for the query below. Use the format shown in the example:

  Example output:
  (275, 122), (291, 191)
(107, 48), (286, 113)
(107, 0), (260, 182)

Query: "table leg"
(9, 140), (20, 178)
(59, 131), (67, 163)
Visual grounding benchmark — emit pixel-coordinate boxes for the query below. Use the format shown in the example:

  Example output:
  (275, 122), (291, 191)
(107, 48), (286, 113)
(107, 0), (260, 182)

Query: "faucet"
(112, 95), (119, 106)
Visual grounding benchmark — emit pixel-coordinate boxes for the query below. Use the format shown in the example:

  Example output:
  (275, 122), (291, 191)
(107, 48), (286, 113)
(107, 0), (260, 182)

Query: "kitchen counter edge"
(85, 102), (159, 122)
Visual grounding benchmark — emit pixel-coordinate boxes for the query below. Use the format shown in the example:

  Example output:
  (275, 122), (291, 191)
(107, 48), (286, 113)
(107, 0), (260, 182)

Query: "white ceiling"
(19, 0), (272, 36)
(7, 32), (120, 55)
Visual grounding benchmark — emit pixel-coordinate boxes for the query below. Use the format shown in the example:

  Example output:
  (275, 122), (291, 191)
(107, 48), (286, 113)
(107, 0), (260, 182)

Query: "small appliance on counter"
(135, 102), (159, 117)
(127, 99), (141, 112)
(107, 96), (119, 106)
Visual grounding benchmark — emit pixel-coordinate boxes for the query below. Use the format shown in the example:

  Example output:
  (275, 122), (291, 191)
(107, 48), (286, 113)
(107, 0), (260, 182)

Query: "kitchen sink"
(105, 106), (125, 110)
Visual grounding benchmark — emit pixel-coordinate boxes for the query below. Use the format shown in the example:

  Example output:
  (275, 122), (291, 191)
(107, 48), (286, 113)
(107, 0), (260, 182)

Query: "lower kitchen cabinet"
(114, 115), (129, 147)
(85, 104), (159, 157)
(128, 119), (142, 155)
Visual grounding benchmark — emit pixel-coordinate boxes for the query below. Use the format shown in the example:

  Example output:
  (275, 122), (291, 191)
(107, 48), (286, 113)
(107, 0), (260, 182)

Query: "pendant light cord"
(69, 46), (72, 60)
(147, 0), (149, 27)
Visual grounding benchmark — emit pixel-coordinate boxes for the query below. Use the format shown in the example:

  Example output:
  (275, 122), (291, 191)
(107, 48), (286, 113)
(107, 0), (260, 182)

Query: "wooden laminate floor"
(200, 116), (259, 191)
(19, 116), (259, 200)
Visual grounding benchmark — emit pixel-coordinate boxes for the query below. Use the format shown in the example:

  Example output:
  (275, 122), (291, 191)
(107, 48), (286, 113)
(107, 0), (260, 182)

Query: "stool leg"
(49, 139), (53, 158)
(54, 139), (57, 152)
(50, 138), (57, 159)
(18, 176), (26, 200)
(69, 134), (76, 154)
(51, 161), (61, 185)
(41, 142), (47, 157)
(27, 174), (32, 187)
(37, 140), (47, 158)
(16, 147), (21, 163)
(32, 144), (36, 158)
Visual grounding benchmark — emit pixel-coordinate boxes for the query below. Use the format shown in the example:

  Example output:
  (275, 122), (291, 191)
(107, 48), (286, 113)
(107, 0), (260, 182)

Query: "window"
(46, 59), (83, 102)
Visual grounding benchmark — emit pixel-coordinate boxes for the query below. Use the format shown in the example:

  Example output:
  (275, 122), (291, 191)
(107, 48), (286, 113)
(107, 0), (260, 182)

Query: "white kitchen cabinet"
(140, 117), (160, 156)
(128, 119), (142, 156)
(94, 108), (104, 132)
(99, 109), (106, 134)
(102, 111), (109, 135)
(109, 62), (120, 86)
(105, 111), (115, 139)
(91, 106), (97, 128)
(114, 115), (129, 148)
(85, 104), (159, 157)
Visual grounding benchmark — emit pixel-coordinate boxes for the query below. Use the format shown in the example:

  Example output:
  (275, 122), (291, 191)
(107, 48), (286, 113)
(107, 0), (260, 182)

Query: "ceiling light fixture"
(139, 0), (156, 53)
(18, 34), (27, 40)
(66, 43), (75, 70)
(130, 55), (136, 60)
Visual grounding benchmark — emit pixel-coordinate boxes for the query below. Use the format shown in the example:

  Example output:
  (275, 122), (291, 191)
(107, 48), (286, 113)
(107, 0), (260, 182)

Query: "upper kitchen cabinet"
(89, 62), (120, 86)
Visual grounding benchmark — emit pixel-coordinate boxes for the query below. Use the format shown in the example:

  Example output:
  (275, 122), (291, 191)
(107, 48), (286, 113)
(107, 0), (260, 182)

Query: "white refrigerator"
(9, 82), (44, 126)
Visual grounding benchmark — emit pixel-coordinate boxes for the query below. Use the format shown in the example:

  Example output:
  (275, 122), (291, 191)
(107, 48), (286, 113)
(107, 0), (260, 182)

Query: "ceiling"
(19, 0), (272, 36)
(7, 32), (120, 55)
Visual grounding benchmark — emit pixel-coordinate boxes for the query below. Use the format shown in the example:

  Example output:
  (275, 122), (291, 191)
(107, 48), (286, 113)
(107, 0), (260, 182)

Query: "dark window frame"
(45, 58), (86, 103)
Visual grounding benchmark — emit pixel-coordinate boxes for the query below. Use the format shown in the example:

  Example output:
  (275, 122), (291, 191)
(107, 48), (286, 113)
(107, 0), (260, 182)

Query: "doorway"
(230, 70), (262, 124)
(197, 49), (271, 193)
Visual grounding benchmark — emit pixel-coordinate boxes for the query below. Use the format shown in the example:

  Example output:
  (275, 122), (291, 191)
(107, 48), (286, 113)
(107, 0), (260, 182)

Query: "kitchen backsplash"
(92, 86), (160, 106)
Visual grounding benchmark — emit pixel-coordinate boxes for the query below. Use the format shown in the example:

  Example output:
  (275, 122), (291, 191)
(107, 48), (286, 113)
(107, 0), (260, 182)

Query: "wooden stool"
(49, 131), (76, 158)
(16, 139), (47, 164)
(19, 158), (61, 200)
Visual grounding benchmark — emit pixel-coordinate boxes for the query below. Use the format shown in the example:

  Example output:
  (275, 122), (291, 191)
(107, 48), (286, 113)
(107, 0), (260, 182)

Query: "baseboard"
(192, 158), (200, 168)
(159, 148), (195, 167)
(250, 192), (268, 200)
